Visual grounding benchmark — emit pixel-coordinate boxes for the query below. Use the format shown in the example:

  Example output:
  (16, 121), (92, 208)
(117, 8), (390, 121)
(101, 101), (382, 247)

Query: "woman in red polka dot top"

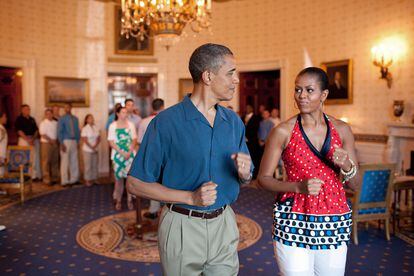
(258, 67), (359, 276)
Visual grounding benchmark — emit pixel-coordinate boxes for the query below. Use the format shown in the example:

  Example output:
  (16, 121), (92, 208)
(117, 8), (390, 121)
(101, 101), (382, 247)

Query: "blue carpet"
(0, 185), (413, 275)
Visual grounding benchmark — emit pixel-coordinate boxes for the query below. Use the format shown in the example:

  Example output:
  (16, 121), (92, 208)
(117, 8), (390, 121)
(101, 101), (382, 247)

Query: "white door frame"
(0, 57), (36, 113)
(237, 59), (288, 119)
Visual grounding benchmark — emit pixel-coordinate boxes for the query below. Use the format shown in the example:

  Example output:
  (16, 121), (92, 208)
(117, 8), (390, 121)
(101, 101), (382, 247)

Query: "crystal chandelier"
(121, 0), (212, 47)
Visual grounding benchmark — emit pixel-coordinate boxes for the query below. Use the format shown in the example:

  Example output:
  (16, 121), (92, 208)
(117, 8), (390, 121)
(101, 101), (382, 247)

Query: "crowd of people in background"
(242, 104), (281, 178)
(0, 98), (166, 191)
(0, 97), (168, 218)
(0, 95), (278, 217)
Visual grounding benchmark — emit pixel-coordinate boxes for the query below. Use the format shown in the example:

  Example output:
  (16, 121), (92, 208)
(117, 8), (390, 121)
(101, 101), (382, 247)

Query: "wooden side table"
(127, 196), (159, 240)
(392, 176), (414, 234)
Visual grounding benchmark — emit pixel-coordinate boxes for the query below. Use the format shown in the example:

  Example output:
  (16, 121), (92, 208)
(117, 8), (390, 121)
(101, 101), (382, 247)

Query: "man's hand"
(190, 182), (217, 207)
(231, 153), (251, 181)
(60, 144), (67, 153)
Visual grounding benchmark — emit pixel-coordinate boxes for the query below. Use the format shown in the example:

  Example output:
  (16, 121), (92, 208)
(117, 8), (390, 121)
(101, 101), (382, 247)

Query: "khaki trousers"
(60, 140), (79, 185)
(40, 142), (59, 184)
(158, 205), (239, 276)
(82, 151), (98, 181)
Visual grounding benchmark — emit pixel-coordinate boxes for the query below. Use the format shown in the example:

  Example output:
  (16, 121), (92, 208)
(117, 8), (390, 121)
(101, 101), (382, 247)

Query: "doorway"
(107, 73), (158, 118)
(0, 66), (23, 145)
(239, 70), (280, 116)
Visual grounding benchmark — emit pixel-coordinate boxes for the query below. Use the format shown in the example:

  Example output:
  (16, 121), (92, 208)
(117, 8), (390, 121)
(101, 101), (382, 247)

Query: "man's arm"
(57, 118), (64, 144)
(126, 176), (217, 207)
(16, 117), (30, 143)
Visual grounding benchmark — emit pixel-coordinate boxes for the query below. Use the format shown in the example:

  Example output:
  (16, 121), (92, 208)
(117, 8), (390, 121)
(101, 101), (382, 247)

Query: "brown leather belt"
(166, 204), (226, 219)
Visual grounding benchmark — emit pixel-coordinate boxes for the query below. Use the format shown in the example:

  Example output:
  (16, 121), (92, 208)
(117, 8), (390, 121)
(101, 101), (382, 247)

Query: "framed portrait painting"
(114, 6), (154, 55)
(45, 77), (90, 107)
(321, 59), (353, 105)
(179, 78), (194, 100)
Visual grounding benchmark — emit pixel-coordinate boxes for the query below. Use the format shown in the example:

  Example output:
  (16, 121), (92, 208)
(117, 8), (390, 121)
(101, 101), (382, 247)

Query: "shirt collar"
(216, 104), (229, 122)
(182, 94), (202, 121)
(182, 94), (229, 123)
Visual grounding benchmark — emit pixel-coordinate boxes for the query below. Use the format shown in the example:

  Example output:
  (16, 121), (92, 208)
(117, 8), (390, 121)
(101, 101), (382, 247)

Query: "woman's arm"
(257, 123), (324, 195)
(334, 121), (360, 190)
(108, 140), (128, 158)
(82, 136), (94, 150)
(94, 136), (101, 149)
(129, 138), (137, 154)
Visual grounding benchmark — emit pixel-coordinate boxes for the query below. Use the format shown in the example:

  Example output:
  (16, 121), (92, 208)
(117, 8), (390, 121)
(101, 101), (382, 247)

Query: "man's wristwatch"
(239, 172), (253, 184)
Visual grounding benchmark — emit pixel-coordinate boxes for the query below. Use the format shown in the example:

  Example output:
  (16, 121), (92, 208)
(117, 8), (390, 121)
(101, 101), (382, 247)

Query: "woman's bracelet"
(340, 159), (357, 183)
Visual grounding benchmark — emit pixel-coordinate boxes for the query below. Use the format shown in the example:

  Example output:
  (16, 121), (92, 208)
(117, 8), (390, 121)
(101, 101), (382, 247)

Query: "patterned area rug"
(1, 184), (413, 275)
(77, 210), (262, 262)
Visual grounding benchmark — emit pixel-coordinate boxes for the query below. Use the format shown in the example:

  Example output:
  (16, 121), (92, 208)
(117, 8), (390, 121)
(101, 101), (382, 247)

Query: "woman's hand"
(332, 145), (352, 172)
(120, 151), (130, 159)
(298, 178), (323, 196)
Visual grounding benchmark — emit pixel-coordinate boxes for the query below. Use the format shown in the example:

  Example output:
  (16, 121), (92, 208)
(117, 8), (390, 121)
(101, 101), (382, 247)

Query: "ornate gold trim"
(114, 6), (154, 56)
(107, 57), (158, 63)
(321, 59), (353, 105)
(354, 133), (388, 143)
(44, 76), (89, 107)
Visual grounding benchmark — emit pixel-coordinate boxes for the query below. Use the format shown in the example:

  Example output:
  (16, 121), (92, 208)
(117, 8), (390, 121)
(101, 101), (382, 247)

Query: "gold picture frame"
(114, 6), (154, 56)
(45, 77), (90, 107)
(321, 59), (353, 105)
(179, 78), (194, 100)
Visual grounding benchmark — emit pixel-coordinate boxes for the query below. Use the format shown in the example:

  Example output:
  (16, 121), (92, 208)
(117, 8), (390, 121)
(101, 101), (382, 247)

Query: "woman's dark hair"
(84, 114), (93, 126)
(115, 105), (126, 121)
(296, 67), (329, 91)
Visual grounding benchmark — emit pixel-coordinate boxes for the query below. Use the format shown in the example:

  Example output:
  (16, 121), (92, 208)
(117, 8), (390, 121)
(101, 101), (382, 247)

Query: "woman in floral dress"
(108, 105), (137, 210)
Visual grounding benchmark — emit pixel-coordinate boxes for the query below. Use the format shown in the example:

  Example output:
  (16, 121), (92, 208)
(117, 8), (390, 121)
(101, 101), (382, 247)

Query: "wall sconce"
(371, 37), (406, 89)
(371, 45), (394, 88)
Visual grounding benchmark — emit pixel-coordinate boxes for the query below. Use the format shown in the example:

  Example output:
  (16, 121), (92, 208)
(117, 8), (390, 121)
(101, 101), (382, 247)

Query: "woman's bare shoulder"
(327, 115), (353, 136)
(268, 115), (298, 142)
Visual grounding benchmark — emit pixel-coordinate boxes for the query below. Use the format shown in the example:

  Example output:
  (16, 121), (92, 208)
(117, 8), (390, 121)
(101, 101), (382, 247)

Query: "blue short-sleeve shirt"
(128, 95), (252, 211)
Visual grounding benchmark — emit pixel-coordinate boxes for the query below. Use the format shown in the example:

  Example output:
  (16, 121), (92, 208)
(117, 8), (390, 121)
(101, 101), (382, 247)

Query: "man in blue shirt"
(127, 43), (252, 276)
(57, 103), (80, 186)
(258, 109), (275, 146)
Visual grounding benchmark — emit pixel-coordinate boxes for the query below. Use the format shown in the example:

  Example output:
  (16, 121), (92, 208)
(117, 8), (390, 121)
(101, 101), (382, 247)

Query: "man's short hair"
(152, 98), (164, 111)
(125, 98), (134, 105)
(65, 103), (72, 108)
(189, 43), (233, 83)
(21, 104), (29, 109)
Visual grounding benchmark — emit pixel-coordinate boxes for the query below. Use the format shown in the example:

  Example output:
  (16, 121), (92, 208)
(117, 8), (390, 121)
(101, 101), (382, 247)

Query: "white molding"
(107, 62), (165, 100)
(0, 57), (36, 113)
(355, 141), (386, 164)
(386, 124), (414, 173)
(237, 59), (287, 72)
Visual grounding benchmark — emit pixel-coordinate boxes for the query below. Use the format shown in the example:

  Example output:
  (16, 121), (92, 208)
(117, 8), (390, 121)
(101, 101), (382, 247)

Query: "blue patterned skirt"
(272, 198), (352, 250)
